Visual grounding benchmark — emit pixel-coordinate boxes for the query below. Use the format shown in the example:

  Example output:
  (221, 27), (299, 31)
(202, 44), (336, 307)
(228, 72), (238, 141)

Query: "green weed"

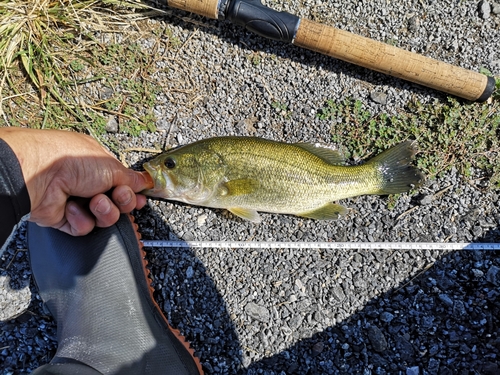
(272, 100), (292, 119)
(318, 95), (500, 187)
(247, 52), (262, 65)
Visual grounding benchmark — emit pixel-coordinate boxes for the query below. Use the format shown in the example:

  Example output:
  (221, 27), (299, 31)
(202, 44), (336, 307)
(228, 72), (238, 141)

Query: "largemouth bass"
(143, 136), (424, 222)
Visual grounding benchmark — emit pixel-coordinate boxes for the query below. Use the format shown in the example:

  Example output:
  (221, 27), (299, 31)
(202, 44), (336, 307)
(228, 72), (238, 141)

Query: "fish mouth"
(142, 162), (172, 198)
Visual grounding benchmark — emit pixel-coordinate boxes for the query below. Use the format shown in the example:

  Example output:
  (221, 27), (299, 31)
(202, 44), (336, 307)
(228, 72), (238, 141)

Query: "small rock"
(439, 367), (453, 375)
(295, 278), (306, 295)
(492, 2), (500, 14)
(486, 265), (500, 286)
(197, 214), (207, 226)
(453, 300), (466, 317)
(203, 362), (214, 372)
(460, 343), (471, 354)
(395, 335), (415, 361)
(429, 344), (440, 356)
(245, 302), (270, 323)
(100, 86), (114, 100)
(408, 15), (420, 32)
(105, 115), (119, 133)
(406, 366), (419, 375)
(380, 311), (395, 323)
(0, 276), (31, 321)
(418, 194), (433, 205)
(156, 118), (172, 131)
(472, 268), (484, 277)
(481, 361), (499, 375)
(428, 358), (440, 375)
(449, 330), (460, 342)
(438, 293), (453, 307)
(288, 314), (303, 330)
(367, 325), (388, 352)
(331, 285), (346, 302)
(420, 315), (435, 330)
(370, 91), (388, 105)
(479, 0), (491, 18)
(312, 341), (324, 356)
(287, 362), (299, 372)
(186, 266), (194, 278)
(236, 117), (258, 135)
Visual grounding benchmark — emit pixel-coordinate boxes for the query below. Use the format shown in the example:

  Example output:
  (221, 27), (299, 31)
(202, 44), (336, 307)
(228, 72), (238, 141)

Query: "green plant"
(164, 28), (182, 49)
(271, 100), (291, 119)
(272, 101), (288, 111)
(318, 96), (500, 187)
(247, 52), (262, 65)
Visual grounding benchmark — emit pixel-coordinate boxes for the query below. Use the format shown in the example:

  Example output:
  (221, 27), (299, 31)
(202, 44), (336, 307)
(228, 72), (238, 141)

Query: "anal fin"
(297, 203), (348, 220)
(228, 207), (262, 223)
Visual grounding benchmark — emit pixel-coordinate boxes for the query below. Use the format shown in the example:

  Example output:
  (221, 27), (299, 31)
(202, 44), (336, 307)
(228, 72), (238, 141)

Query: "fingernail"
(95, 197), (111, 215)
(117, 190), (133, 206)
(67, 202), (80, 216)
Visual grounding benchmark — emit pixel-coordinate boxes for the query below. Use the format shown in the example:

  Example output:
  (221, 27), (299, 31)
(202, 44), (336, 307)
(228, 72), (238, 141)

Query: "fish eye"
(164, 157), (176, 169)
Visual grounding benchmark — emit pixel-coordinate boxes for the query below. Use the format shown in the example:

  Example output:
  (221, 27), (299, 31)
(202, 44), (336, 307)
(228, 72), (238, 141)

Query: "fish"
(142, 136), (424, 222)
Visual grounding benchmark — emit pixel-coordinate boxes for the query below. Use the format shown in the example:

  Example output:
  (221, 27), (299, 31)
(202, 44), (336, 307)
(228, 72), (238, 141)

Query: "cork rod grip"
(294, 19), (492, 101)
(168, 0), (219, 19)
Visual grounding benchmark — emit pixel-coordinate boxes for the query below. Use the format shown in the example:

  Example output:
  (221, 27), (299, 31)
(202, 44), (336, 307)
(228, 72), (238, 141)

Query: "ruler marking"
(141, 240), (500, 250)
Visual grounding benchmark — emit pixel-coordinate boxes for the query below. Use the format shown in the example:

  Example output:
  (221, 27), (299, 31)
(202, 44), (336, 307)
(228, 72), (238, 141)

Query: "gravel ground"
(1, 0), (500, 374)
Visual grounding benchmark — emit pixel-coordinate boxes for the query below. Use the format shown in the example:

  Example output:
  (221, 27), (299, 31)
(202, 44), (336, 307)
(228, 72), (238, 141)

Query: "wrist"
(0, 128), (60, 211)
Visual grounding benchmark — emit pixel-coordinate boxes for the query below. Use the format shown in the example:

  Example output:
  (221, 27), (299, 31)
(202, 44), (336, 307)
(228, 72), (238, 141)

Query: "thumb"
(113, 168), (154, 193)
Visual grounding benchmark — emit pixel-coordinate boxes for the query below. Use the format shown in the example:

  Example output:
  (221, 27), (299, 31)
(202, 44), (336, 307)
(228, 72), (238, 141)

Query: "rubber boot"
(28, 214), (203, 375)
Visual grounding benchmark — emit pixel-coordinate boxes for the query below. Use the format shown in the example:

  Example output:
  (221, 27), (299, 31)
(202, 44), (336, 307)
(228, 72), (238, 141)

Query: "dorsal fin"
(294, 143), (345, 165)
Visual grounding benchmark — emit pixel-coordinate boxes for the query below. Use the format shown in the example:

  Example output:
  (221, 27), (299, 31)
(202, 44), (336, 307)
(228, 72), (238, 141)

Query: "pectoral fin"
(297, 203), (348, 220)
(222, 178), (260, 196)
(228, 207), (261, 223)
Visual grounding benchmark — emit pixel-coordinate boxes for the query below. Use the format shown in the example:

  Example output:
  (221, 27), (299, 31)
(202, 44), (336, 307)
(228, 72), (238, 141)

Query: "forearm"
(0, 138), (31, 247)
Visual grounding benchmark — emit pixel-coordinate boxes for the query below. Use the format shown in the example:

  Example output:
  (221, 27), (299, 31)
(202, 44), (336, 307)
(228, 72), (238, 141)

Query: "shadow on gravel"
(1, 214), (499, 374)
(136, 188), (500, 374)
(137, 198), (500, 374)
(0, 223), (58, 372)
(146, 1), (446, 102)
(241, 228), (500, 375)
(0, 229), (31, 322)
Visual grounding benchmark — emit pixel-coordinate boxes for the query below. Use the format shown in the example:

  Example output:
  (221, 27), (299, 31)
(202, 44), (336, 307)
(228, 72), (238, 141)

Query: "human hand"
(0, 128), (153, 236)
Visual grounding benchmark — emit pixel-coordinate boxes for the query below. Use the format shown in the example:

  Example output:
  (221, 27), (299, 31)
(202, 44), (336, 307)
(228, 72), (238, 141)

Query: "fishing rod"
(165, 0), (495, 101)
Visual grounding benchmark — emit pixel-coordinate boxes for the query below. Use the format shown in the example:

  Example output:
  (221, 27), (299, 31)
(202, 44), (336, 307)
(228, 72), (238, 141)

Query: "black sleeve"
(0, 138), (31, 247)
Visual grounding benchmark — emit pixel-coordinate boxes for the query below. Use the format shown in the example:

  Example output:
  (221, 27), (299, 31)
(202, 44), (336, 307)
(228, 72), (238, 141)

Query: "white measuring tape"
(142, 240), (500, 250)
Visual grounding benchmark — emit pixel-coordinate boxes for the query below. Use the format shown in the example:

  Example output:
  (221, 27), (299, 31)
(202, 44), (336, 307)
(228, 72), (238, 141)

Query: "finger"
(89, 194), (120, 228)
(111, 185), (136, 213)
(59, 200), (96, 236)
(111, 185), (150, 212)
(135, 194), (148, 210)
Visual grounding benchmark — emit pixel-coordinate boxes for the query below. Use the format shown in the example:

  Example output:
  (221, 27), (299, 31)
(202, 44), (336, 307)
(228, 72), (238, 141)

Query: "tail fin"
(368, 141), (425, 194)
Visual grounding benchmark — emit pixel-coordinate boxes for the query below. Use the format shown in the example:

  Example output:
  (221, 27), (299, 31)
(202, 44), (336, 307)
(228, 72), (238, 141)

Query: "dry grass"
(0, 0), (166, 133)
